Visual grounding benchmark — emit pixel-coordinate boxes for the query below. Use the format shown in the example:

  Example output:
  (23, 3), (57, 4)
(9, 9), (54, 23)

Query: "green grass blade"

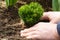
(58, 0), (60, 11)
(52, 0), (59, 11)
(5, 0), (17, 7)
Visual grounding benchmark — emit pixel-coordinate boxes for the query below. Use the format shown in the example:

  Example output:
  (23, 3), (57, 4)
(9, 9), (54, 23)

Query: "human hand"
(41, 12), (60, 24)
(21, 22), (59, 40)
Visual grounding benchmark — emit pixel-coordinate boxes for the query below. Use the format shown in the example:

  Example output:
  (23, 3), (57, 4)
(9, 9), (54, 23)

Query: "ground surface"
(0, 0), (52, 40)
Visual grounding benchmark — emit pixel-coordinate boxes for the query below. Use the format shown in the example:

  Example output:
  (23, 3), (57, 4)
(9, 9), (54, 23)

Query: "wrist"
(57, 22), (60, 40)
(49, 24), (60, 40)
(54, 24), (60, 40)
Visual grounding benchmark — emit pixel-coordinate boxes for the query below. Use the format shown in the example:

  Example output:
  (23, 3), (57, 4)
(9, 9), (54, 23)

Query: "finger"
(20, 29), (36, 37)
(21, 27), (37, 33)
(21, 30), (37, 37)
(26, 35), (39, 39)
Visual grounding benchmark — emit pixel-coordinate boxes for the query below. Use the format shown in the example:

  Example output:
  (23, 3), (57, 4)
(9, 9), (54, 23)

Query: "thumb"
(40, 12), (50, 20)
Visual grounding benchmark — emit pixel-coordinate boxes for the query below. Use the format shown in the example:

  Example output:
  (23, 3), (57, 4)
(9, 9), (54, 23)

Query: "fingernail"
(21, 29), (27, 32)
(20, 31), (24, 36)
(21, 30), (24, 33)
(20, 34), (23, 36)
(26, 37), (31, 39)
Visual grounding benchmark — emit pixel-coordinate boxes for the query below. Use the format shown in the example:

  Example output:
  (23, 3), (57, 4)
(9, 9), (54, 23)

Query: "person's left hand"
(20, 22), (59, 40)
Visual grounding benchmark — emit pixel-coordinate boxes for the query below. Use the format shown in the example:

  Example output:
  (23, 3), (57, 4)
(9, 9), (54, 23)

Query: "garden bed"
(0, 0), (52, 40)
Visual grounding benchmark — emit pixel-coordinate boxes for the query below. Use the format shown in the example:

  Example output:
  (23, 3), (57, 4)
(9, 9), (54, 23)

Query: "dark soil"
(0, 0), (52, 40)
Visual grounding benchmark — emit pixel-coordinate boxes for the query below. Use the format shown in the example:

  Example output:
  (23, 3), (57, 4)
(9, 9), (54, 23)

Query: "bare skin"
(20, 12), (60, 40)
(21, 22), (59, 40)
(41, 12), (60, 23)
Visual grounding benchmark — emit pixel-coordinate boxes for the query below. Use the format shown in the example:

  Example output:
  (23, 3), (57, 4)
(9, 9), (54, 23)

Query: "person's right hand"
(21, 22), (59, 40)
(41, 12), (60, 24)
